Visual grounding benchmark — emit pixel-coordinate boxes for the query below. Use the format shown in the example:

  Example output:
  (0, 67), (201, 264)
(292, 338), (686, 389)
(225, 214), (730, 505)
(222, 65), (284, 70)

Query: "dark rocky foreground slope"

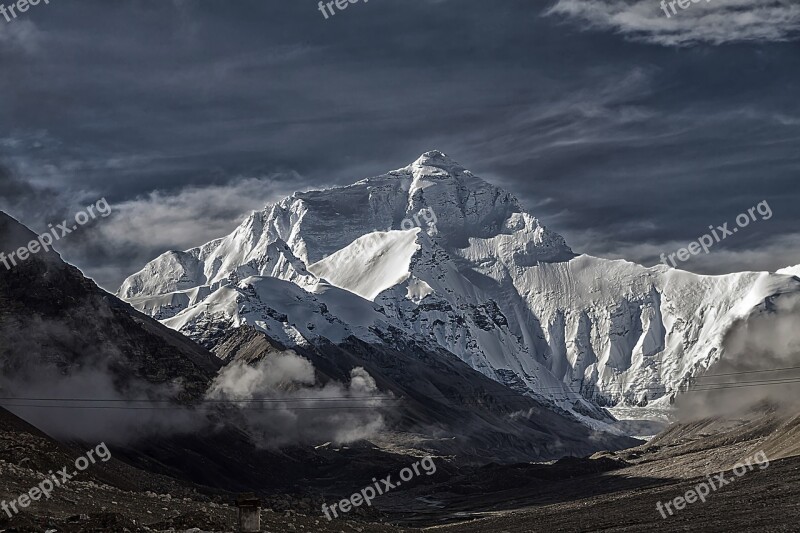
(0, 212), (222, 399)
(0, 407), (412, 533)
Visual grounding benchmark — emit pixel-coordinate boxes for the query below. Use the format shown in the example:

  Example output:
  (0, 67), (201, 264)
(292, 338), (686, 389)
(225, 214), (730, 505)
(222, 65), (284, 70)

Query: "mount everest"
(119, 151), (800, 426)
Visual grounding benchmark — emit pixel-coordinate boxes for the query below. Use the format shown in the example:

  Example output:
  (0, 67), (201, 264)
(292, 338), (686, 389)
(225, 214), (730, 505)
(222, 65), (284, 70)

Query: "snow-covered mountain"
(119, 151), (800, 423)
(1, 209), (636, 459)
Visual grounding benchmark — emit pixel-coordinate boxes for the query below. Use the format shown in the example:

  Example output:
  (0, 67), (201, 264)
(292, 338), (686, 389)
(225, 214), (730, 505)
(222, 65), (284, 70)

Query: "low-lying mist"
(0, 343), (392, 448)
(206, 350), (391, 447)
(675, 292), (800, 420)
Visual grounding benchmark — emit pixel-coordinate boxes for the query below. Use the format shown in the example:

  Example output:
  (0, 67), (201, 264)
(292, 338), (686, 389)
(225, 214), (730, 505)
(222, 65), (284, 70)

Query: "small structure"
(236, 493), (261, 533)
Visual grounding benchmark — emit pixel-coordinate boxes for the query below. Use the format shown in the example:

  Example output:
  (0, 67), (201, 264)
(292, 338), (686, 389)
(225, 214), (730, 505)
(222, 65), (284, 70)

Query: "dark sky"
(1, 0), (799, 291)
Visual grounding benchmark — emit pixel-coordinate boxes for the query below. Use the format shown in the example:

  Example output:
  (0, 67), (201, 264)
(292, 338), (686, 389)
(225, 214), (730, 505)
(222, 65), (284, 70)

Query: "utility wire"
(0, 376), (797, 410)
(0, 403), (398, 411)
(693, 365), (800, 377)
(2, 368), (799, 403)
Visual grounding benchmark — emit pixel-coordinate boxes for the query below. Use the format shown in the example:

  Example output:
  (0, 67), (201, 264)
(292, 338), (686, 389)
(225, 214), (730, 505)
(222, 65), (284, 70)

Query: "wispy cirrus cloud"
(546, 0), (800, 46)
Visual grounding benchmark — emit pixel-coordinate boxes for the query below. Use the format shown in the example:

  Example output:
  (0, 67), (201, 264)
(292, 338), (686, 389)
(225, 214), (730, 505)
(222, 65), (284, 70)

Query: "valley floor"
(4, 444), (797, 532)
(2, 408), (798, 532)
(422, 450), (800, 532)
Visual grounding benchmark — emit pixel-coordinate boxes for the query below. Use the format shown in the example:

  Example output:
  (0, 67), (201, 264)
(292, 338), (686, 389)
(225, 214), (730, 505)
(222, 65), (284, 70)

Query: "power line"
(7, 369), (799, 402)
(0, 403), (398, 411)
(0, 397), (398, 403)
(689, 377), (800, 387)
(3, 372), (800, 402)
(694, 365), (800, 377)
(0, 376), (797, 410)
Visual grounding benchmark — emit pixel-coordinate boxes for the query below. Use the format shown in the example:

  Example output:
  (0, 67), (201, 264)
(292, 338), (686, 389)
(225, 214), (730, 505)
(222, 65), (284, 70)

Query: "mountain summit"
(119, 151), (573, 297)
(119, 153), (800, 426)
(410, 149), (465, 172)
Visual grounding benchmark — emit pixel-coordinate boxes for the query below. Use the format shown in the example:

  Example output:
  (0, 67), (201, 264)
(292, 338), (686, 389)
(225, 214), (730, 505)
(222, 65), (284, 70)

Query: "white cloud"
(207, 351), (390, 447)
(94, 175), (302, 254)
(547, 0), (800, 46)
(0, 20), (42, 54)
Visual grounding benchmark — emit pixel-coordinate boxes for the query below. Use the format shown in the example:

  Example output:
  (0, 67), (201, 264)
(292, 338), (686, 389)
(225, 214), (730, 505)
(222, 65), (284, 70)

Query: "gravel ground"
(3, 407), (798, 532)
(425, 454), (800, 532)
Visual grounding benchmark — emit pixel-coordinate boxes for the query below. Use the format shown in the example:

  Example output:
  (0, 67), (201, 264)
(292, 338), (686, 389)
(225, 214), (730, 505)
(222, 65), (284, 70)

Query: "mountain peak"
(411, 150), (465, 174)
(118, 153), (573, 301)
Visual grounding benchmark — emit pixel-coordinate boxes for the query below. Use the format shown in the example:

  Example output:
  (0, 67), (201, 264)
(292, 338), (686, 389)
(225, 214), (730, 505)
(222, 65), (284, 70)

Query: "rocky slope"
(0, 212), (222, 404)
(211, 325), (639, 462)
